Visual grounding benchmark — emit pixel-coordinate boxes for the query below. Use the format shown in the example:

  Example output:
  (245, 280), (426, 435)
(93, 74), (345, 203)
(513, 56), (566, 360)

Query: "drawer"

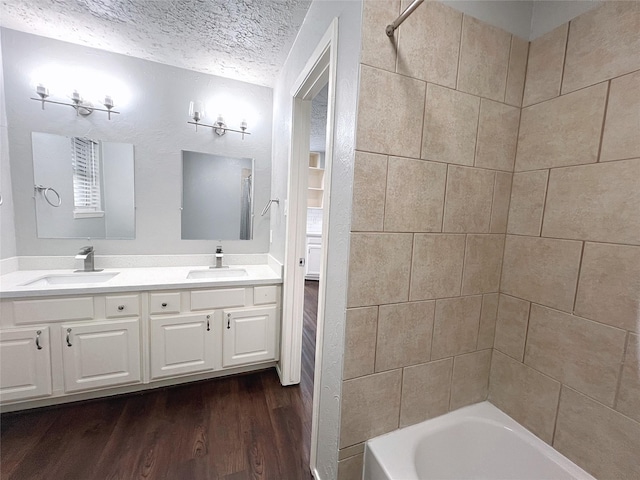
(105, 295), (140, 318)
(149, 292), (181, 315)
(13, 297), (94, 325)
(254, 286), (278, 306)
(191, 288), (246, 311)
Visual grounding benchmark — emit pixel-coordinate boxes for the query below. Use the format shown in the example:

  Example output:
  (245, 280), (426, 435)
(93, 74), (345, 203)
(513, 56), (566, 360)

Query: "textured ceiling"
(0, 0), (312, 87)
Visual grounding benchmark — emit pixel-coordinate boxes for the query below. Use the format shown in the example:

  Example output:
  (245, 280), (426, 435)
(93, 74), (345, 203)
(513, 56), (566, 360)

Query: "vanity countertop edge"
(0, 265), (282, 299)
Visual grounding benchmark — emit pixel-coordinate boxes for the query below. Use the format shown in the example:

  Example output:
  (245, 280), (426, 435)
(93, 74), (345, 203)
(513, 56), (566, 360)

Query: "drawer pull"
(227, 313), (231, 330)
(117, 305), (125, 311)
(66, 328), (73, 347)
(35, 330), (43, 350)
(161, 302), (168, 308)
(206, 314), (211, 331)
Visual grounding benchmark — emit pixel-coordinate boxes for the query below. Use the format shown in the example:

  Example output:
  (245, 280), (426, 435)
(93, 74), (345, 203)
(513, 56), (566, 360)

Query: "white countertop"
(0, 265), (282, 299)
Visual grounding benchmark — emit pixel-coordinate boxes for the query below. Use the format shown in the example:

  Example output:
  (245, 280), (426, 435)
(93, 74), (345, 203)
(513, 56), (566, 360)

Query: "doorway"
(279, 21), (338, 476)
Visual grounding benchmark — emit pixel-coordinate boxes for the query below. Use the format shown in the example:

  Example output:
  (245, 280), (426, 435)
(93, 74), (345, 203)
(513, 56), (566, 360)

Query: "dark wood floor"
(0, 281), (320, 480)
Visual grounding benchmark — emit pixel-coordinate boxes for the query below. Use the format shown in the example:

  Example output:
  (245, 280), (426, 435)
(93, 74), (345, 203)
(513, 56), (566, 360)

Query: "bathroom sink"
(22, 272), (119, 287)
(187, 268), (248, 279)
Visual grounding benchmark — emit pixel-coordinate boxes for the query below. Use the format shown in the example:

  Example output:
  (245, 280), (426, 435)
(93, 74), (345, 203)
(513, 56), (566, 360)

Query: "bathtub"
(363, 402), (595, 480)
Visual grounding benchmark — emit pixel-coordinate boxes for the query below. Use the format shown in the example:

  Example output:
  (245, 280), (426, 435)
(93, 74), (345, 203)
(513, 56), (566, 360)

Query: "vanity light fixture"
(31, 84), (120, 119)
(187, 101), (250, 139)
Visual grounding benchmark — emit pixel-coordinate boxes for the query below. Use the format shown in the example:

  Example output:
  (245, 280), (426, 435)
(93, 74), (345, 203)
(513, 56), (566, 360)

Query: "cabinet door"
(306, 243), (322, 278)
(61, 319), (141, 393)
(0, 327), (52, 402)
(223, 306), (277, 368)
(150, 313), (215, 380)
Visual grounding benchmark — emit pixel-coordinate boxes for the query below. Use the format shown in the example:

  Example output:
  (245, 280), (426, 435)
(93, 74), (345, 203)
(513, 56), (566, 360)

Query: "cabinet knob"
(161, 302), (168, 308)
(66, 328), (73, 347)
(35, 330), (43, 350)
(117, 305), (125, 311)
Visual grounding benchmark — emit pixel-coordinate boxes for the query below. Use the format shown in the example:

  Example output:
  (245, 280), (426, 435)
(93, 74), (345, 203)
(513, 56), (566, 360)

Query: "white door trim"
(278, 18), (338, 474)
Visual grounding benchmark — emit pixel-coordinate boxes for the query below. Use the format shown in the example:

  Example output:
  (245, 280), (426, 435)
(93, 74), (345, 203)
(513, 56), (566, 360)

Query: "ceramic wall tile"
(575, 243), (640, 333)
(516, 83), (607, 171)
(351, 151), (387, 232)
(347, 233), (413, 307)
(409, 234), (465, 301)
(432, 295), (482, 360)
(450, 349), (492, 410)
(396, 0), (462, 88)
(522, 24), (568, 107)
(443, 166), (495, 233)
(399, 358), (453, 427)
(475, 99), (520, 171)
(489, 351), (561, 444)
(340, 370), (402, 448)
(504, 35), (529, 107)
(422, 84), (480, 166)
(375, 301), (435, 372)
(525, 304), (627, 406)
(489, 172), (512, 234)
(343, 307), (378, 380)
(601, 70), (640, 162)
(617, 334), (640, 422)
(507, 170), (548, 236)
(361, 0), (400, 72)
(477, 293), (498, 350)
(554, 387), (640, 479)
(501, 235), (582, 312)
(457, 15), (511, 101)
(494, 294), (530, 362)
(357, 65), (425, 158)
(543, 159), (640, 245)
(461, 234), (504, 295)
(384, 157), (446, 232)
(562, 1), (640, 94)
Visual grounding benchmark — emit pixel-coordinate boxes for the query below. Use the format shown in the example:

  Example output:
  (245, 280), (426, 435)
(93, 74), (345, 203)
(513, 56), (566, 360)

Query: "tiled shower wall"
(337, 1), (527, 477)
(489, 3), (640, 479)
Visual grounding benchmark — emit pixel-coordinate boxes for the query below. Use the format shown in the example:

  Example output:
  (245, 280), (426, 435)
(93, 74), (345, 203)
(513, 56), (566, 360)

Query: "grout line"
(472, 97), (482, 167)
(613, 331), (630, 410)
(460, 234), (469, 296)
(381, 155), (390, 231)
(520, 301), (533, 363)
(559, 21), (571, 96)
(519, 39), (531, 108)
(455, 14), (464, 90)
(447, 354), (456, 411)
(502, 35), (514, 103)
(419, 83), (427, 160)
(441, 165), (450, 232)
(537, 169), (552, 237)
(397, 366), (404, 428)
(372, 305), (380, 374)
(475, 295), (485, 350)
(551, 384), (564, 445)
(571, 241), (586, 313)
(429, 301), (437, 362)
(407, 233), (415, 300)
(487, 171), (497, 232)
(596, 80), (612, 163)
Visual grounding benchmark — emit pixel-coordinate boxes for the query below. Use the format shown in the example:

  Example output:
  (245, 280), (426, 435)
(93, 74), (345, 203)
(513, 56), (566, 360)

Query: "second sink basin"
(22, 272), (119, 287)
(187, 268), (248, 279)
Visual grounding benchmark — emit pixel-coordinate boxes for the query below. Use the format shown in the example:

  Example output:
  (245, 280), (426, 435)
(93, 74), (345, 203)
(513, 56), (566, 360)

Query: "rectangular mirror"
(181, 151), (254, 240)
(32, 132), (135, 239)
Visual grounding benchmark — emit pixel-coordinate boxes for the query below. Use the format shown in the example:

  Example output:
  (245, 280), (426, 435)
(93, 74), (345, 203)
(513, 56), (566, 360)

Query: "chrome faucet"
(75, 246), (102, 272)
(212, 245), (226, 269)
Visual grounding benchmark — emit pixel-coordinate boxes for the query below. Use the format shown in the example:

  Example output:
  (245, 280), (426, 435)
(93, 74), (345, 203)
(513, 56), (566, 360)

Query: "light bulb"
(189, 101), (204, 122)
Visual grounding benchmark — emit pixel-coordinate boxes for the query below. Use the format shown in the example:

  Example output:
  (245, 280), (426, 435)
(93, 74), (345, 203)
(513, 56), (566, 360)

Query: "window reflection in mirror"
(31, 132), (135, 239)
(181, 151), (253, 240)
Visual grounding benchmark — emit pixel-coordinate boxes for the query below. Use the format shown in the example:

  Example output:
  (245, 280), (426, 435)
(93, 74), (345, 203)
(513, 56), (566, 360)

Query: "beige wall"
(490, 2), (640, 479)
(339, 1), (639, 479)
(338, 1), (527, 476)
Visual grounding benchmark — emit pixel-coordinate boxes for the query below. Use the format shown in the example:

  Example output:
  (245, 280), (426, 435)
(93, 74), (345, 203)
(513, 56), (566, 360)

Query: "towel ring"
(35, 185), (61, 207)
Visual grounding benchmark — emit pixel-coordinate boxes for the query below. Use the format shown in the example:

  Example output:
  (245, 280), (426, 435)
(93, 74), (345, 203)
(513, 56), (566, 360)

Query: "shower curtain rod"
(386, 0), (425, 37)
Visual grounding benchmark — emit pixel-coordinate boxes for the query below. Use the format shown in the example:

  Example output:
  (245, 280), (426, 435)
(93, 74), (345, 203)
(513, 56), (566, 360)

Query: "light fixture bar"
(187, 121), (251, 137)
(30, 98), (120, 118)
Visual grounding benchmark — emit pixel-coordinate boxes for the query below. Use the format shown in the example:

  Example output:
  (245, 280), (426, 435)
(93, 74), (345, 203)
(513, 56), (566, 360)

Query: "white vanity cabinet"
(0, 326), (52, 402)
(150, 313), (215, 379)
(0, 281), (281, 411)
(223, 306), (277, 367)
(305, 235), (322, 280)
(61, 318), (141, 393)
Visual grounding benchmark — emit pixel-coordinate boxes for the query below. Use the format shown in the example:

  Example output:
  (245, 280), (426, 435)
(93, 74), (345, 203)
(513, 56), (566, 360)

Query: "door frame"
(277, 19), (338, 474)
